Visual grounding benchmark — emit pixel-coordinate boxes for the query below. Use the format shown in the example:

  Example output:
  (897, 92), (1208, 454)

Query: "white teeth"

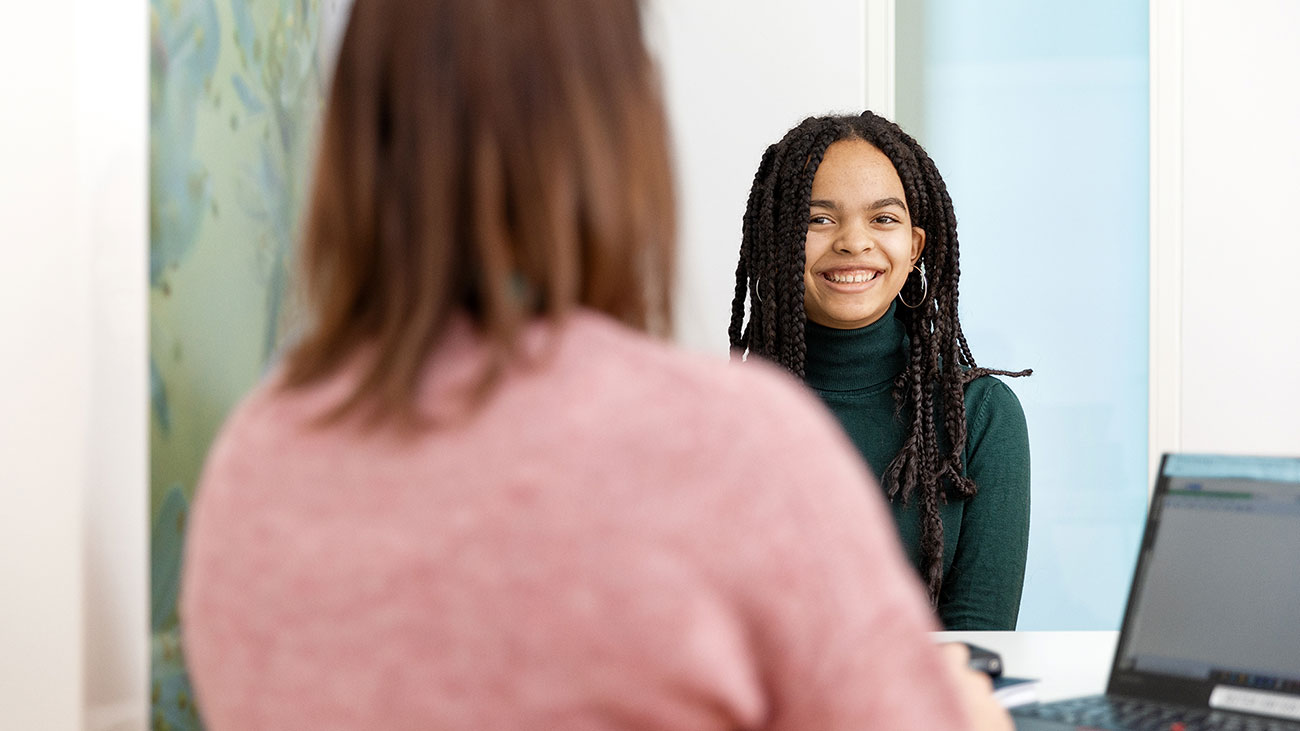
(825, 270), (879, 284)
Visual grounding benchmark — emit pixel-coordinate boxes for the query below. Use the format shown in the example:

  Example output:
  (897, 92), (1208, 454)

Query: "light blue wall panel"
(898, 0), (1149, 629)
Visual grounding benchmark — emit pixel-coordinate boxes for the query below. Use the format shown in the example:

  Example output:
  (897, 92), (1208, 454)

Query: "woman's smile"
(818, 266), (885, 291)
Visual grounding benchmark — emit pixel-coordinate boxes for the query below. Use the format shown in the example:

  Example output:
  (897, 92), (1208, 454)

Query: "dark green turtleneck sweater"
(803, 303), (1030, 630)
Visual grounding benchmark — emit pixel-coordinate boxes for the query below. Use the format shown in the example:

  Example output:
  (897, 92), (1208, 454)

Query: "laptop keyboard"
(1012, 695), (1300, 730)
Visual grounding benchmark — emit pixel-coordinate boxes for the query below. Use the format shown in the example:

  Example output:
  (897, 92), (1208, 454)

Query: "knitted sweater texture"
(181, 310), (972, 729)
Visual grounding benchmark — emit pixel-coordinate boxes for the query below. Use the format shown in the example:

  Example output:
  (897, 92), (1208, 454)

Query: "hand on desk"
(939, 642), (1014, 731)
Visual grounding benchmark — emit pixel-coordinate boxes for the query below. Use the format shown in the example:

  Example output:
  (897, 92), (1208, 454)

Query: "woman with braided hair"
(730, 111), (1032, 630)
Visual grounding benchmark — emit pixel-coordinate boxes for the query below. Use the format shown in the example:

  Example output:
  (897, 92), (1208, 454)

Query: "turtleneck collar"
(803, 301), (907, 393)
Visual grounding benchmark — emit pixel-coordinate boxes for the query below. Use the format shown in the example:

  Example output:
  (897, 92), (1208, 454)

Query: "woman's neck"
(802, 302), (907, 392)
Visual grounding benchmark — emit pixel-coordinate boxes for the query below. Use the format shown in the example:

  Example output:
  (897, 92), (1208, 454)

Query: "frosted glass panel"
(897, 1), (1149, 629)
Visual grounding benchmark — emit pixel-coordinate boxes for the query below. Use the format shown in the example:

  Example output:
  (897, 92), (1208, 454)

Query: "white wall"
(0, 2), (147, 730)
(0, 5), (86, 727)
(646, 0), (868, 353)
(1173, 0), (1300, 455)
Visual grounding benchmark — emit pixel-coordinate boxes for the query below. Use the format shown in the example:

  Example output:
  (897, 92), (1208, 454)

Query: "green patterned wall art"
(149, 0), (350, 726)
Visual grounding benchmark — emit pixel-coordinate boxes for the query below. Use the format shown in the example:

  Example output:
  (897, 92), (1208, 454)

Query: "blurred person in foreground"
(179, 0), (1010, 728)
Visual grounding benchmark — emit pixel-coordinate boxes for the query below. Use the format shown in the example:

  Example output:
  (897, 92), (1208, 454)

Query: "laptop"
(1013, 453), (1300, 731)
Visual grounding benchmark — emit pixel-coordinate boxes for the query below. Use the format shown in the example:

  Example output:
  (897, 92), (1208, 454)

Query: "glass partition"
(896, 0), (1150, 629)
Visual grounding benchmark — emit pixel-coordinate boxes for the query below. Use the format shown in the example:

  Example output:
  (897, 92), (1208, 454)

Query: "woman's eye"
(874, 215), (901, 225)
(809, 215), (833, 225)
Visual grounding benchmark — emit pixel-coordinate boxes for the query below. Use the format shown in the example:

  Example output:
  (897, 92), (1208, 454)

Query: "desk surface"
(935, 631), (1119, 702)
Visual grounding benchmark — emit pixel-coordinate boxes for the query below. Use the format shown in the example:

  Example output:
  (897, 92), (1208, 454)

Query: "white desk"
(936, 631), (1119, 702)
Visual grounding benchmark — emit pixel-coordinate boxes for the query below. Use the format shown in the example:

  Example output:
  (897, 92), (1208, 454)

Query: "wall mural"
(149, 0), (349, 726)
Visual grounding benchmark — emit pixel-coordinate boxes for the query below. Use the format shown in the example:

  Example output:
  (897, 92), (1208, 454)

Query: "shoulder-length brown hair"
(282, 0), (675, 427)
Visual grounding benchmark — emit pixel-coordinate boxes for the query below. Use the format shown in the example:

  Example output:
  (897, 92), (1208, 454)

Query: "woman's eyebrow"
(810, 197), (907, 212)
(870, 197), (907, 211)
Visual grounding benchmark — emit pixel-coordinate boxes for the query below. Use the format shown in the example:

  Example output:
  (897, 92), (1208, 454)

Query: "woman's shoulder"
(962, 372), (1027, 423)
(959, 372), (1030, 466)
(565, 311), (874, 477)
(569, 310), (833, 423)
(205, 312), (862, 486)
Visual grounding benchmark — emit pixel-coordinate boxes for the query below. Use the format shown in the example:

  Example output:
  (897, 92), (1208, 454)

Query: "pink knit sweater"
(181, 311), (971, 729)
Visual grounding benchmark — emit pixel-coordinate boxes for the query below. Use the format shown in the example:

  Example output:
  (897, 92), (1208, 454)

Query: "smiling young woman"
(730, 112), (1033, 630)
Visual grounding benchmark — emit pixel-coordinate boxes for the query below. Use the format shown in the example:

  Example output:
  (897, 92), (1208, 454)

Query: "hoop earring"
(897, 263), (927, 308)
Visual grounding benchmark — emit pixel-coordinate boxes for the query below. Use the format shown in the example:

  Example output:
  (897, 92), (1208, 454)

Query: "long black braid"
(729, 111), (1030, 604)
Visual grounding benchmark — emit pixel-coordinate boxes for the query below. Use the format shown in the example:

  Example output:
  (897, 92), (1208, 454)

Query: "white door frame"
(1148, 0), (1183, 488)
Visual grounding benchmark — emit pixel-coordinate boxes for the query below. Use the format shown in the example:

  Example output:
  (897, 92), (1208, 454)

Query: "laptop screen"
(1112, 454), (1300, 698)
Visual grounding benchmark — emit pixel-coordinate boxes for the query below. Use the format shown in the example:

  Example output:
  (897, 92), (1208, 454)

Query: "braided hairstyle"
(729, 111), (1029, 603)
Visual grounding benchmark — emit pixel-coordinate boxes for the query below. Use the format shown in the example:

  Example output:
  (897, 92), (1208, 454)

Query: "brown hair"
(282, 0), (676, 427)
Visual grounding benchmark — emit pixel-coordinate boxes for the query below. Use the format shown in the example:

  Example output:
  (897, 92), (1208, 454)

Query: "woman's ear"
(911, 226), (927, 265)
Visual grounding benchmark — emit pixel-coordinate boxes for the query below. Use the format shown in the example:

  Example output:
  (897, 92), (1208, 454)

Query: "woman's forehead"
(811, 140), (906, 201)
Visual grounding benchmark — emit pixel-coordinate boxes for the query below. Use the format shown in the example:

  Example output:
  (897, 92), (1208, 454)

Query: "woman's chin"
(809, 302), (892, 330)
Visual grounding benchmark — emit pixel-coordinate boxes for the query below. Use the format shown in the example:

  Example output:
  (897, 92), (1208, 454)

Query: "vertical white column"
(0, 4), (88, 729)
(865, 0), (896, 119)
(0, 2), (148, 728)
(79, 0), (149, 727)
(1149, 0), (1183, 487)
(1178, 1), (1300, 455)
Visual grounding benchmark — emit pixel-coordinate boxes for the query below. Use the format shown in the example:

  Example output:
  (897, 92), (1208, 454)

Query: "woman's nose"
(834, 223), (874, 255)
